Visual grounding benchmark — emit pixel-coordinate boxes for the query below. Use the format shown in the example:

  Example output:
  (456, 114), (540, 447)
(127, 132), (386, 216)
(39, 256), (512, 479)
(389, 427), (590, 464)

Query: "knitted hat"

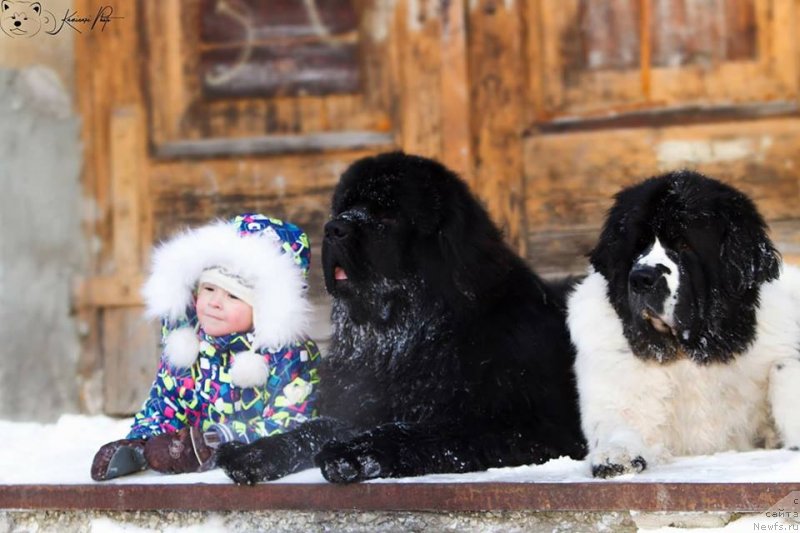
(197, 266), (255, 306)
(142, 214), (312, 380)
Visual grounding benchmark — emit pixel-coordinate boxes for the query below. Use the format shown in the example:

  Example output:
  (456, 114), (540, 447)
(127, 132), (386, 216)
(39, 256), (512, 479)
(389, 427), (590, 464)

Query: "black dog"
(217, 152), (586, 484)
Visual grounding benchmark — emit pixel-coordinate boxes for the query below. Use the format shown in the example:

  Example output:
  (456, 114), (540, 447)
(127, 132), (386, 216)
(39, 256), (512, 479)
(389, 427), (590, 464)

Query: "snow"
(3, 414), (800, 485)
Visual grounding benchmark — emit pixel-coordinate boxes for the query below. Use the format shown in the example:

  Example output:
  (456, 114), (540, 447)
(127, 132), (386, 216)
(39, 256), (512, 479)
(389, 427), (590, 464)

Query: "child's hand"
(144, 427), (215, 474)
(90, 439), (148, 481)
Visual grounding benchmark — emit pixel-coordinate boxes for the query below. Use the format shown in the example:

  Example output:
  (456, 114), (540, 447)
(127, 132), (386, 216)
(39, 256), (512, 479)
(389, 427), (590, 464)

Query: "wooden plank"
(439, 0), (471, 179)
(75, 0), (147, 415)
(198, 0), (359, 42)
(537, 101), (799, 134)
(101, 308), (160, 416)
(74, 0), (104, 415)
(110, 107), (146, 274)
(148, 149), (377, 200)
(1, 482), (799, 512)
(468, 0), (526, 254)
(527, 226), (598, 278)
(771, 0), (798, 95)
(527, 220), (800, 280)
(395, 0), (445, 159)
(769, 220), (800, 267)
(154, 131), (394, 159)
(104, 105), (152, 416)
(525, 117), (800, 233)
(143, 0), (189, 145)
(200, 42), (361, 98)
(524, 0), (547, 122)
(74, 275), (145, 309)
(639, 0), (651, 99)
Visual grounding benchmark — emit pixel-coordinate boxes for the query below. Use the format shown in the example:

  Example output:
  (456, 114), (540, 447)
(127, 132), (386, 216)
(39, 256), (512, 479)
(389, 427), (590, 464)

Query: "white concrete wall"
(0, 0), (81, 421)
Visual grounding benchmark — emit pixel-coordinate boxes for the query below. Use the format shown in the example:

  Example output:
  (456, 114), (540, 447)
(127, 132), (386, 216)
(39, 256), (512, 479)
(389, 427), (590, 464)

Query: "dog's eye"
(674, 238), (691, 252)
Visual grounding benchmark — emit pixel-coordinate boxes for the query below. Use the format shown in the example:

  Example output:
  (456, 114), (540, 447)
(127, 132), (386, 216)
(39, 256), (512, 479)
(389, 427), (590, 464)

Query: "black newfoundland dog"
(568, 170), (800, 478)
(217, 152), (586, 483)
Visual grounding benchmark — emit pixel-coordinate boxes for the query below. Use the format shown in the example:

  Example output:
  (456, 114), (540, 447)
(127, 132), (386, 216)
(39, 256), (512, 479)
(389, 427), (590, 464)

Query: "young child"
(91, 213), (321, 480)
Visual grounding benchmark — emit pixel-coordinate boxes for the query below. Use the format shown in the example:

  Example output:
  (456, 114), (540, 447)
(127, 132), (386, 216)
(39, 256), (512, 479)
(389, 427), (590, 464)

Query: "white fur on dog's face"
(633, 238), (681, 328)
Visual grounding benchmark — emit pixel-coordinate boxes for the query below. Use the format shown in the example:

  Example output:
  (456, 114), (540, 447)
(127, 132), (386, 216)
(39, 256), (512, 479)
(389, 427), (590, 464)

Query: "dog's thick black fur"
(217, 152), (586, 484)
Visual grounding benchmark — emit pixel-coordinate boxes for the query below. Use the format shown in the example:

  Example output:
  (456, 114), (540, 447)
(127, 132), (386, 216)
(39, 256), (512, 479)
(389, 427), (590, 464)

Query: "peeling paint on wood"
(656, 137), (772, 168)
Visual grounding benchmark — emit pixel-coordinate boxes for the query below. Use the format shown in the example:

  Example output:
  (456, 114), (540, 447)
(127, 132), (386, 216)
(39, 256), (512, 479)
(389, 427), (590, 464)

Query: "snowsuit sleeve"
(127, 318), (193, 440)
(208, 338), (321, 444)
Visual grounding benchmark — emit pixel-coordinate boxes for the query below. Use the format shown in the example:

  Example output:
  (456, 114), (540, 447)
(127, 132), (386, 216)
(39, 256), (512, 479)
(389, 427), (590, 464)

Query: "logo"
(0, 1), (122, 37)
(0, 1), (53, 37)
(752, 491), (800, 531)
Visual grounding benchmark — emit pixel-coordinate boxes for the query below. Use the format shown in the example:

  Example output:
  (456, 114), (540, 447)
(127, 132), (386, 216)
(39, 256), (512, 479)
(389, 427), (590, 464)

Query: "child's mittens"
(90, 438), (148, 481)
(144, 427), (216, 474)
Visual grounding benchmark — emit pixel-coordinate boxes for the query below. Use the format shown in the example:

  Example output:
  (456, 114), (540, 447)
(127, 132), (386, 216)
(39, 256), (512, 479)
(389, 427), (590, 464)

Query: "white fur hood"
(141, 215), (312, 351)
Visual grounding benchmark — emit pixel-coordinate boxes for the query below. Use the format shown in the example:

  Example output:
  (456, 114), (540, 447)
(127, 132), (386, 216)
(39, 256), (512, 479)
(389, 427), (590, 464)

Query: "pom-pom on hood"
(142, 213), (312, 351)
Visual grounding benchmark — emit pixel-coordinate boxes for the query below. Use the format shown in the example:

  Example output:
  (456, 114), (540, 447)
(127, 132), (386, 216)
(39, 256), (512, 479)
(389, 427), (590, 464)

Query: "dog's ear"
(2, 2), (11, 13)
(720, 200), (781, 294)
(31, 2), (40, 14)
(418, 180), (509, 307)
(589, 199), (648, 289)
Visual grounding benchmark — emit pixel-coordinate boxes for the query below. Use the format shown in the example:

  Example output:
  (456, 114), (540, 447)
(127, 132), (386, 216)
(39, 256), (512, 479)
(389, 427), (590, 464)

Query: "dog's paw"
(216, 439), (291, 485)
(589, 446), (649, 479)
(314, 439), (384, 484)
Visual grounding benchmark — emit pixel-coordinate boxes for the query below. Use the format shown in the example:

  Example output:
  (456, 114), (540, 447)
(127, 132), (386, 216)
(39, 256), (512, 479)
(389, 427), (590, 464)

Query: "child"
(91, 213), (321, 480)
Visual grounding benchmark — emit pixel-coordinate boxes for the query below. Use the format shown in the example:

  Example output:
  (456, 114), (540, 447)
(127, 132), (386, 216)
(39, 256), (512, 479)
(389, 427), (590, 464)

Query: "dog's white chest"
(641, 358), (775, 455)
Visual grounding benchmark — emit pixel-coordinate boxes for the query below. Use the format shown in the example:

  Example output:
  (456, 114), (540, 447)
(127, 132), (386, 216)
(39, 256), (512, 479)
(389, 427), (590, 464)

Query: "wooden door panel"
(143, 0), (395, 156)
(197, 0), (361, 98)
(528, 0), (797, 120)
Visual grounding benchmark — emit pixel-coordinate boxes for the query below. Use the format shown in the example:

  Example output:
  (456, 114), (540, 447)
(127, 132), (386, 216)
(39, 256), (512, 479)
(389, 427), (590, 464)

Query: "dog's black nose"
(14, 20), (21, 27)
(325, 220), (350, 240)
(629, 265), (662, 293)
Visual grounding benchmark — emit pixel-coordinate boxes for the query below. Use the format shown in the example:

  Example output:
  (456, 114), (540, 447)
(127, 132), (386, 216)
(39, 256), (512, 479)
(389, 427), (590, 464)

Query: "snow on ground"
(3, 414), (800, 485)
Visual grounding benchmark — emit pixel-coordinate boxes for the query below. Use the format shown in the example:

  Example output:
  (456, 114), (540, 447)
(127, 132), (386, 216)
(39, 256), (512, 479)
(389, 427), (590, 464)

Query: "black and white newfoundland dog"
(568, 170), (800, 478)
(217, 151), (586, 484)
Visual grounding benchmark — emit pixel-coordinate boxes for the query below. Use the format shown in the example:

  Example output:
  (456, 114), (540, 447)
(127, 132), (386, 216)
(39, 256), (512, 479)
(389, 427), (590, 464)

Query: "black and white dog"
(568, 170), (800, 478)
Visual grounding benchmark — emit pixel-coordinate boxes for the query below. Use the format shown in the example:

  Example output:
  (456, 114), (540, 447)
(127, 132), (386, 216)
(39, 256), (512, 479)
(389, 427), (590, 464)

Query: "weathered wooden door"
(74, 0), (800, 415)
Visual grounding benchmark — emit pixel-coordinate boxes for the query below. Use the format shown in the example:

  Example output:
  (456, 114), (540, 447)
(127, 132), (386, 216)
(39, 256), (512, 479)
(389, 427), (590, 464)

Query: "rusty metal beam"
(1, 483), (798, 512)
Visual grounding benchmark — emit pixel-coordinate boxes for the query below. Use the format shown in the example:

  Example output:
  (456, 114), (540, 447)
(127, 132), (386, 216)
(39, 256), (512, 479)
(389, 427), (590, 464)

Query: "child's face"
(195, 282), (254, 336)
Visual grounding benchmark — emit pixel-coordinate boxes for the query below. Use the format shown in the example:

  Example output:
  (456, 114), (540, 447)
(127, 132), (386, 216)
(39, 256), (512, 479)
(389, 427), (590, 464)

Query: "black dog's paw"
(314, 439), (385, 484)
(216, 441), (263, 486)
(216, 439), (291, 485)
(591, 455), (648, 479)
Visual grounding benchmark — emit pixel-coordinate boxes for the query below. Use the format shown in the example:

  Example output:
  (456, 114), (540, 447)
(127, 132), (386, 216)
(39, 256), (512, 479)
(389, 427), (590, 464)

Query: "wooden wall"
(75, 0), (800, 414)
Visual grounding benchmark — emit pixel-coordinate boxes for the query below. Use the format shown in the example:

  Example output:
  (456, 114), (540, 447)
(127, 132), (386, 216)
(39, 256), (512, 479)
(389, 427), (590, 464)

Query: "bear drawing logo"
(1, 1), (55, 37)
